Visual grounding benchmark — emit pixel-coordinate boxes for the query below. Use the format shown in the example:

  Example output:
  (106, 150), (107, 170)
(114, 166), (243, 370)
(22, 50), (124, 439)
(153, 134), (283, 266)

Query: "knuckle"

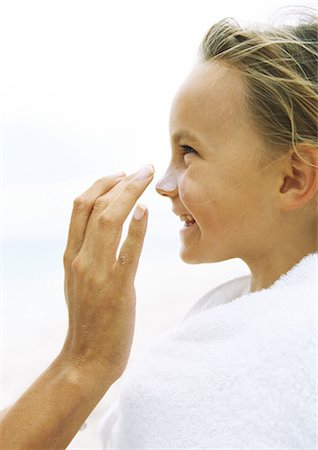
(93, 196), (108, 211)
(85, 272), (101, 288)
(71, 256), (86, 274)
(63, 250), (72, 268)
(130, 230), (142, 246)
(73, 195), (89, 211)
(129, 221), (144, 240)
(124, 182), (139, 197)
(98, 212), (115, 227)
(118, 252), (131, 266)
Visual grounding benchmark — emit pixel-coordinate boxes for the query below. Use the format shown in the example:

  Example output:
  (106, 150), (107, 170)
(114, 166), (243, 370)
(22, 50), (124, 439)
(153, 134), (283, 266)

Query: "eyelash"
(180, 145), (197, 156)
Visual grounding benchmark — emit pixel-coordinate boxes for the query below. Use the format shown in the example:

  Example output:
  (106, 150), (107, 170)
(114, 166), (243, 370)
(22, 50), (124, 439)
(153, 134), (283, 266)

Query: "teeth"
(180, 214), (195, 224)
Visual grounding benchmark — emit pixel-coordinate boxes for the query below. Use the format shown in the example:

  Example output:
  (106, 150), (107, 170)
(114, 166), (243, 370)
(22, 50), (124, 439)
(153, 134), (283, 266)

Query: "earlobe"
(279, 147), (318, 211)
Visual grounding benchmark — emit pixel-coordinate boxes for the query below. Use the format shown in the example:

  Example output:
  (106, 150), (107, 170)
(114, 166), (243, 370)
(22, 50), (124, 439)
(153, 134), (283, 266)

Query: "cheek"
(178, 176), (192, 205)
(179, 172), (215, 211)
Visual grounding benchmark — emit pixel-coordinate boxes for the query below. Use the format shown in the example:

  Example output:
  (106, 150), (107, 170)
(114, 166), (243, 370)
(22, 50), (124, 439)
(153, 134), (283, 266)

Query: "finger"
(88, 171), (138, 221)
(115, 203), (148, 286)
(82, 165), (154, 261)
(77, 172), (139, 263)
(64, 173), (126, 266)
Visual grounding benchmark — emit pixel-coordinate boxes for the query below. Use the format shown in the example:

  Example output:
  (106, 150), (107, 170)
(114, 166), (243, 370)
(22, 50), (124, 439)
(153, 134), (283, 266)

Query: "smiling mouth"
(180, 214), (196, 227)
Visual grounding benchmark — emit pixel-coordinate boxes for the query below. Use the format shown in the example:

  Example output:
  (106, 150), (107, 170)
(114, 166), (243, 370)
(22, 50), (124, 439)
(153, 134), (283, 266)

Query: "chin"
(179, 248), (205, 264)
(179, 246), (231, 265)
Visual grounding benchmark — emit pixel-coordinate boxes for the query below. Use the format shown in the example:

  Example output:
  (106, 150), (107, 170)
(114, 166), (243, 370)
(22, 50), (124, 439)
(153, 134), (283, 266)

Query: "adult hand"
(62, 164), (155, 383)
(1, 166), (155, 450)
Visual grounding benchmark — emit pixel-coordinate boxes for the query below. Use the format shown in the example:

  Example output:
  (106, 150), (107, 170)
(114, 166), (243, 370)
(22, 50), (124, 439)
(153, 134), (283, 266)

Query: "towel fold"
(99, 253), (317, 449)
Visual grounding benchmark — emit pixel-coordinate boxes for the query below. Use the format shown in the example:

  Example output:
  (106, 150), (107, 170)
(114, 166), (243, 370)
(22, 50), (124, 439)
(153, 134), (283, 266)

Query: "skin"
(155, 60), (318, 292)
(1, 167), (155, 449)
(1, 59), (317, 448)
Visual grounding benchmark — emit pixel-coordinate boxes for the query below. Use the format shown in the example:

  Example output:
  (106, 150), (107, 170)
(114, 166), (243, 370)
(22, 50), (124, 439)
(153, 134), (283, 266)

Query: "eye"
(180, 145), (197, 157)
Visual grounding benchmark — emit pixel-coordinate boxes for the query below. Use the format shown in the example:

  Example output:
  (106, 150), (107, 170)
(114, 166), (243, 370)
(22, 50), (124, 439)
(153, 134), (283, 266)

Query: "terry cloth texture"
(99, 253), (317, 449)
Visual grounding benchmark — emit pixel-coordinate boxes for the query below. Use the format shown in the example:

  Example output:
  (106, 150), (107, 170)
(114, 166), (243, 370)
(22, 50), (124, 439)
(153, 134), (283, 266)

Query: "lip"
(172, 208), (191, 217)
(172, 208), (197, 231)
(179, 221), (198, 237)
(172, 209), (196, 223)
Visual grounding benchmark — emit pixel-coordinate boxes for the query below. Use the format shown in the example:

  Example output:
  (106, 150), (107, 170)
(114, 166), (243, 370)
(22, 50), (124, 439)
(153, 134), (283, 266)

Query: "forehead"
(169, 61), (248, 142)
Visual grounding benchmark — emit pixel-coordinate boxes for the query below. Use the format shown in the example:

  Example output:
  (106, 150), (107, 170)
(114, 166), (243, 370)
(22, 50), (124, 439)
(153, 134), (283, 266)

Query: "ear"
(278, 145), (318, 211)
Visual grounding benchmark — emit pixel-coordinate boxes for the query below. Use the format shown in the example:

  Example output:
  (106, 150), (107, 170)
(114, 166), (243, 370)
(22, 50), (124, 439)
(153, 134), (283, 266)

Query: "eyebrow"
(171, 129), (202, 145)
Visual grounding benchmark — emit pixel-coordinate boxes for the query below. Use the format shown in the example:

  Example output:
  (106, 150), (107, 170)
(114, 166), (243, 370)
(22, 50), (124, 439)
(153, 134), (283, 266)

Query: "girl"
(1, 9), (317, 449)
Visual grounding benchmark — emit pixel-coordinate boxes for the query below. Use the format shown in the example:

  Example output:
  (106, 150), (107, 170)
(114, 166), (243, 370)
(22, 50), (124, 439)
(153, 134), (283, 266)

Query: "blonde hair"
(200, 7), (318, 164)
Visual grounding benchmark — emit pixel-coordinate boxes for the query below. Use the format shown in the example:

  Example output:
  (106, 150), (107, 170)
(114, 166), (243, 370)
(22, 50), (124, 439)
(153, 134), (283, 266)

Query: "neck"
(245, 233), (317, 294)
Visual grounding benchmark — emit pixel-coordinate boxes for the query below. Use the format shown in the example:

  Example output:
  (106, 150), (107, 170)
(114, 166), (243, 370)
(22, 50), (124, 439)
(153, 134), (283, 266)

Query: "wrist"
(56, 344), (120, 393)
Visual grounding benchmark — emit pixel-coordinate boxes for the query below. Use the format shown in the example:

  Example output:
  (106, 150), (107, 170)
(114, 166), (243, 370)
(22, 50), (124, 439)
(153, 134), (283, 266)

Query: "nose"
(155, 167), (178, 197)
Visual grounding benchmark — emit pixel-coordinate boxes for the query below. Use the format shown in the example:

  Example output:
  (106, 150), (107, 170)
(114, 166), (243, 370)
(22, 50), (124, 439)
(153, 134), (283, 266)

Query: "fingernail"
(134, 164), (154, 180)
(133, 204), (147, 220)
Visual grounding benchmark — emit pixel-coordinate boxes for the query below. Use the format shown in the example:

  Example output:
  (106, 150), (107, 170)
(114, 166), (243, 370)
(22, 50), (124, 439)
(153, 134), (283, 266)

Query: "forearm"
(0, 352), (114, 450)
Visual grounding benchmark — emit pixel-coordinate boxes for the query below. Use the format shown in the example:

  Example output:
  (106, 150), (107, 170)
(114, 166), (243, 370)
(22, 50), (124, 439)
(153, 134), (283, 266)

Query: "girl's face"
(156, 61), (280, 264)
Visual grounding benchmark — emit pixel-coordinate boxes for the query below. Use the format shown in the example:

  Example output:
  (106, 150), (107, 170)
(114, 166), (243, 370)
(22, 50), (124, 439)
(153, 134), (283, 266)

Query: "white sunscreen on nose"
(156, 173), (177, 192)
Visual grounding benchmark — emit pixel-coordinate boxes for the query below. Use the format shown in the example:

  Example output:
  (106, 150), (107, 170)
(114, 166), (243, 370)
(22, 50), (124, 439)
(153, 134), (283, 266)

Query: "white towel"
(99, 253), (317, 449)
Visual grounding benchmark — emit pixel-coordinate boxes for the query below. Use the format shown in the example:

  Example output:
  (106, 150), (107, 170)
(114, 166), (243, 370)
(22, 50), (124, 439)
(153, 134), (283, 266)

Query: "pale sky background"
(1, 0), (316, 242)
(1, 1), (316, 448)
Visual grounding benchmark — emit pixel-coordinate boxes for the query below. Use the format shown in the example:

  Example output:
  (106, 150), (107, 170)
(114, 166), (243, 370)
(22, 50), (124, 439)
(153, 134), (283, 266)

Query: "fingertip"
(133, 204), (147, 221)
